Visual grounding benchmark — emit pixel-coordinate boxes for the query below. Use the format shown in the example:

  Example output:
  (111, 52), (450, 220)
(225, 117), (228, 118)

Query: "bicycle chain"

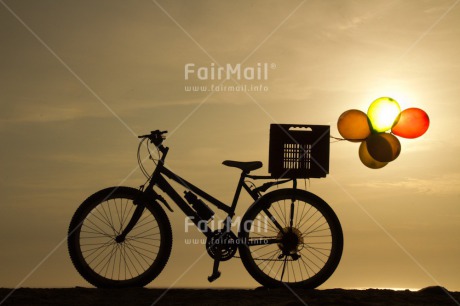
(232, 236), (299, 262)
(233, 255), (297, 262)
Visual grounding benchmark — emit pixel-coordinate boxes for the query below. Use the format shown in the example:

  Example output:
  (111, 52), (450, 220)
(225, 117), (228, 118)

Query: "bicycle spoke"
(247, 237), (278, 247)
(297, 255), (304, 280)
(298, 209), (319, 231)
(280, 257), (287, 281)
(251, 218), (278, 234)
(302, 213), (325, 235)
(123, 242), (143, 276)
(121, 199), (135, 232)
(120, 244), (134, 279)
(305, 221), (328, 235)
(84, 215), (115, 238)
(258, 249), (279, 273)
(250, 242), (274, 253)
(110, 244), (119, 280)
(294, 199), (300, 230)
(106, 200), (117, 234)
(124, 239), (159, 255)
(272, 202), (286, 227)
(296, 204), (312, 229)
(125, 237), (160, 248)
(274, 257), (285, 280)
(124, 239), (155, 266)
(280, 200), (288, 227)
(262, 208), (284, 232)
(132, 212), (156, 230)
(114, 199), (122, 234)
(130, 223), (160, 239)
(92, 242), (118, 276)
(97, 201), (117, 235)
(80, 231), (112, 240)
(81, 241), (114, 254)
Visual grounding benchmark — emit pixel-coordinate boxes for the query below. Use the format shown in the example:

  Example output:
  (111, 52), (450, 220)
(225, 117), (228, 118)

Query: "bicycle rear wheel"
(68, 187), (172, 288)
(238, 188), (343, 288)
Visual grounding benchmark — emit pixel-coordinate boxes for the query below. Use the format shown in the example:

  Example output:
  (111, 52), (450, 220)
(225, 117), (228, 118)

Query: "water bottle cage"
(184, 191), (214, 221)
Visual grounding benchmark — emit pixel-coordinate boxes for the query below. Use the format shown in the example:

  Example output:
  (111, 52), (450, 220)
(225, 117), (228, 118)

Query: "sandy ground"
(0, 286), (459, 306)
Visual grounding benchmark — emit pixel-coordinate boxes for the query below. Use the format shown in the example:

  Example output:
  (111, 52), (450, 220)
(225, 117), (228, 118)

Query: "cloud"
(350, 173), (460, 196)
(0, 103), (89, 123)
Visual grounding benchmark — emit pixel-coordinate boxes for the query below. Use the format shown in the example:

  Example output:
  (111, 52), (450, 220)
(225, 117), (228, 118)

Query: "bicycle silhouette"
(68, 126), (343, 288)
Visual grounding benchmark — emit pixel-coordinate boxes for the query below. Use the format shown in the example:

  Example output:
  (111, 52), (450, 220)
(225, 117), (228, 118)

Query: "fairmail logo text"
(184, 62), (272, 81)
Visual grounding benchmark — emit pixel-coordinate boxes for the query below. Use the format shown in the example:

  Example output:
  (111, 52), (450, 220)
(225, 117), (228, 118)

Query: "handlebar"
(138, 130), (167, 139)
(138, 130), (168, 146)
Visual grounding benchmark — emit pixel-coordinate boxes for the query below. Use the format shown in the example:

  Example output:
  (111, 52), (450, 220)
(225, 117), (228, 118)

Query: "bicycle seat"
(222, 160), (263, 172)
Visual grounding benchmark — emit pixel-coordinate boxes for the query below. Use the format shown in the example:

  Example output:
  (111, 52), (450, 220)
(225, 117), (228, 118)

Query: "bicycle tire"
(238, 188), (343, 288)
(68, 187), (172, 288)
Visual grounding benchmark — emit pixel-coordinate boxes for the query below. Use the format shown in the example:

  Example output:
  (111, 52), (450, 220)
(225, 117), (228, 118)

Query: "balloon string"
(330, 135), (367, 143)
(330, 135), (348, 143)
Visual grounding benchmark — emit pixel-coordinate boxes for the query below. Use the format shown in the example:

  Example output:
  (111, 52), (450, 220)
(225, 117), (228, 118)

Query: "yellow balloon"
(359, 141), (388, 169)
(337, 109), (371, 142)
(367, 97), (401, 133)
(366, 133), (401, 162)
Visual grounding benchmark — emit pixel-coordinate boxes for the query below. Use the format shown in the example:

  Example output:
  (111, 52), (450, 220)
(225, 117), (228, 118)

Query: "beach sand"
(0, 286), (459, 305)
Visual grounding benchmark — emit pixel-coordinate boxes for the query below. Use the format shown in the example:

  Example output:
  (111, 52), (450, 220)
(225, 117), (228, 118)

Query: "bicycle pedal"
(291, 253), (300, 260)
(207, 271), (221, 282)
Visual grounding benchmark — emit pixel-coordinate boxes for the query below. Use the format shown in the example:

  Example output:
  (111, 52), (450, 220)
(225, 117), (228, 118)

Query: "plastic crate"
(268, 124), (330, 178)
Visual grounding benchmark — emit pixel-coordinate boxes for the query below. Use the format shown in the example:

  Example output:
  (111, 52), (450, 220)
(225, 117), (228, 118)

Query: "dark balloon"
(391, 108), (430, 139)
(359, 141), (388, 169)
(366, 133), (401, 162)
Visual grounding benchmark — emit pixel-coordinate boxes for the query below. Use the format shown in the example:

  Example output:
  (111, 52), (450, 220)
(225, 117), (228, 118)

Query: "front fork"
(115, 188), (171, 243)
(115, 204), (145, 243)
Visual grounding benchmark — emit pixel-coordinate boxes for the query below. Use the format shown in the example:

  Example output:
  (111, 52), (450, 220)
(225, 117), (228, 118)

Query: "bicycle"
(68, 128), (343, 288)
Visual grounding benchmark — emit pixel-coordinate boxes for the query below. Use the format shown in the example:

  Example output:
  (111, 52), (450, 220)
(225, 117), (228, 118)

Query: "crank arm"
(208, 258), (221, 282)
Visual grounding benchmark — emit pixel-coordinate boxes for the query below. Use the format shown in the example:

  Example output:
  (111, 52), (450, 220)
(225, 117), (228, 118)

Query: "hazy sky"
(1, 0), (459, 290)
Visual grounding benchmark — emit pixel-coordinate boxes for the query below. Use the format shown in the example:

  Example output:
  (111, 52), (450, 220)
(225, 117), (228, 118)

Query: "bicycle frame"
(143, 147), (267, 239)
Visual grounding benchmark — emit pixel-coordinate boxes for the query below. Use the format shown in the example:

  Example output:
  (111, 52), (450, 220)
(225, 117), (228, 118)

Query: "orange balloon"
(359, 141), (388, 169)
(391, 108), (429, 139)
(366, 133), (401, 162)
(337, 109), (371, 142)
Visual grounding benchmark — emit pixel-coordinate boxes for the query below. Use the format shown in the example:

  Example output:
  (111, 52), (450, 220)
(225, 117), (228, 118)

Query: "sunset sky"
(1, 0), (459, 290)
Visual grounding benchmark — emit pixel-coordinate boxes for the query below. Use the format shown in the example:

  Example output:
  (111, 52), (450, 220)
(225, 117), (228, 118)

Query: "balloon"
(366, 133), (401, 162)
(391, 107), (429, 139)
(359, 141), (388, 169)
(367, 97), (401, 133)
(337, 109), (371, 142)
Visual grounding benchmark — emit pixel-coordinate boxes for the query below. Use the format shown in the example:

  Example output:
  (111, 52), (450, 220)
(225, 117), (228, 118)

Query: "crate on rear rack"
(268, 124), (330, 179)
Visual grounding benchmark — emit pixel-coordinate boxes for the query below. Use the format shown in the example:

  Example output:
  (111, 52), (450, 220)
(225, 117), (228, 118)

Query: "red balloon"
(391, 108), (429, 139)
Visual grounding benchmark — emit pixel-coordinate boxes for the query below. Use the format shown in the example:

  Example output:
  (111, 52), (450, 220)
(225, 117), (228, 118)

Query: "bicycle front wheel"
(238, 188), (343, 288)
(68, 187), (172, 288)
